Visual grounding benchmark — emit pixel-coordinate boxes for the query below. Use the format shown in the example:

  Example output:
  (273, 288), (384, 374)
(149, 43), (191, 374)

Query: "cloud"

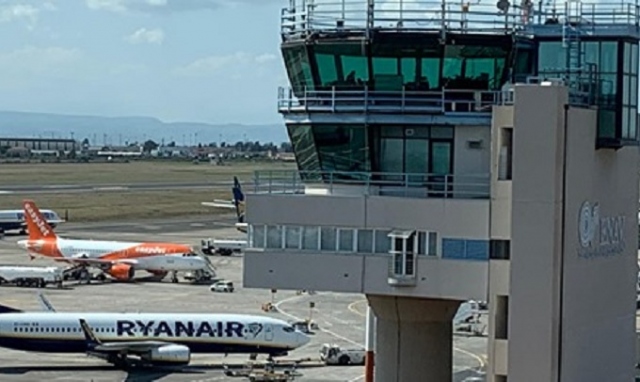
(0, 46), (85, 81)
(87, 0), (161, 12)
(174, 52), (278, 78)
(86, 0), (278, 14)
(125, 27), (164, 45)
(0, 1), (56, 28)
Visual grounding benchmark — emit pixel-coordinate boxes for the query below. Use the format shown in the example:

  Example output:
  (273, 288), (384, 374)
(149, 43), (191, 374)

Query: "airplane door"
(265, 324), (274, 341)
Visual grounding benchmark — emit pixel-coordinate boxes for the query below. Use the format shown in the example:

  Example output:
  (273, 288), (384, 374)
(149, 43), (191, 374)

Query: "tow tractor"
(319, 344), (365, 366)
(183, 269), (216, 284)
(62, 265), (93, 283)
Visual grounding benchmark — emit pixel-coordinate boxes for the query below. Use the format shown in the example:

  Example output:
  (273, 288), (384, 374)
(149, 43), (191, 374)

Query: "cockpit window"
(283, 326), (295, 333)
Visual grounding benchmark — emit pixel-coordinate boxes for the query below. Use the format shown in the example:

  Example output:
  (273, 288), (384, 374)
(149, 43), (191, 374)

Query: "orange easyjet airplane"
(16, 200), (209, 281)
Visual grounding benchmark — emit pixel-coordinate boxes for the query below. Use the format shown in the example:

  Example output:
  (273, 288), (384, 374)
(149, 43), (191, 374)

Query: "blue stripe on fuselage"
(0, 222), (24, 231)
(0, 335), (291, 355)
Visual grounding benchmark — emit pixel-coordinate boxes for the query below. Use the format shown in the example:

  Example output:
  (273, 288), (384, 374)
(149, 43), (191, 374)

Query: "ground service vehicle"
(183, 269), (216, 283)
(0, 266), (63, 288)
(223, 362), (302, 382)
(319, 344), (365, 366)
(201, 238), (246, 256)
(210, 280), (234, 293)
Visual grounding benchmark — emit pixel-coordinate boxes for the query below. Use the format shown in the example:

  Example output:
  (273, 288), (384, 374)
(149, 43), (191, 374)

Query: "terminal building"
(0, 137), (77, 154)
(243, 0), (640, 380)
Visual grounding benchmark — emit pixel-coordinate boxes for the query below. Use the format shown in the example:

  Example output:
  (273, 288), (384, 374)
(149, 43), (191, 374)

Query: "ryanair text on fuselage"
(116, 320), (263, 338)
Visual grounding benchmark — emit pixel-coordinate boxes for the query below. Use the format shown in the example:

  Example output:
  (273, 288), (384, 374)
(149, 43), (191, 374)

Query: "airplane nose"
(296, 332), (310, 347)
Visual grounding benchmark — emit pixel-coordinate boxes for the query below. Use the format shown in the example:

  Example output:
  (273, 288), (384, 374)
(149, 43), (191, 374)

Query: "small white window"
(301, 226), (319, 250)
(285, 226), (301, 249)
(357, 229), (373, 253)
(417, 231), (438, 256)
(338, 229), (355, 252)
(320, 227), (337, 251)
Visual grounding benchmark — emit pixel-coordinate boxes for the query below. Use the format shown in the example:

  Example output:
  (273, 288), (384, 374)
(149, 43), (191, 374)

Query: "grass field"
(0, 160), (295, 186)
(0, 189), (233, 222)
(0, 160), (296, 222)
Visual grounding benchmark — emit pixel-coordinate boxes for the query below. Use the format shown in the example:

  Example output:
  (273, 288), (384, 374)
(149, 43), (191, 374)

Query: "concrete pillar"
(367, 295), (461, 382)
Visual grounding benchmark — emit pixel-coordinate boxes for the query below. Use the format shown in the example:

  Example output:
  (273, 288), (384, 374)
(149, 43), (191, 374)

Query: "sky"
(0, 0), (288, 125)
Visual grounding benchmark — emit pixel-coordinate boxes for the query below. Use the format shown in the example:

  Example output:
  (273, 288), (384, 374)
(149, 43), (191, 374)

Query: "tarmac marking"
(347, 299), (367, 316)
(274, 295), (362, 348)
(92, 186), (129, 191)
(45, 185), (79, 189)
(0, 191), (13, 194)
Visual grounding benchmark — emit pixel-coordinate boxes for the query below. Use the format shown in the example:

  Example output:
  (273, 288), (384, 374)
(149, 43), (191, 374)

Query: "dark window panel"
(313, 125), (370, 176)
(287, 125), (321, 179)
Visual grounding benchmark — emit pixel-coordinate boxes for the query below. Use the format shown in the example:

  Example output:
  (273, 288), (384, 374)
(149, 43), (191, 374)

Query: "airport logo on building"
(578, 201), (626, 259)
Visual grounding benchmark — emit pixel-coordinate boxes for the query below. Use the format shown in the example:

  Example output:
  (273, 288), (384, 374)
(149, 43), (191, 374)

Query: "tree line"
(81, 138), (294, 153)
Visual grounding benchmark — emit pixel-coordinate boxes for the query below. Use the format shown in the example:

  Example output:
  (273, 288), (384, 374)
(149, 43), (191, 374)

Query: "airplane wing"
(52, 257), (139, 266)
(93, 341), (173, 353)
(37, 292), (56, 312)
(79, 319), (174, 355)
(201, 200), (237, 209)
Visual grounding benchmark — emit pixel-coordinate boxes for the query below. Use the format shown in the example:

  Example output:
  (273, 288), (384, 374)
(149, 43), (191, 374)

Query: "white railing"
(253, 170), (491, 199)
(281, 0), (528, 37)
(533, 1), (640, 27)
(281, 0), (640, 39)
(277, 86), (509, 114)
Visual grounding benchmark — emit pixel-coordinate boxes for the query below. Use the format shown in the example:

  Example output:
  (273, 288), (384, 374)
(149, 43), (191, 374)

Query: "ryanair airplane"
(0, 295), (310, 368)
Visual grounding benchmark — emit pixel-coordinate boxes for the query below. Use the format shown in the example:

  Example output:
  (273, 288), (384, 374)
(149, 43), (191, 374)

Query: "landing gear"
(63, 266), (92, 284)
(80, 268), (91, 284)
(107, 354), (130, 369)
(171, 271), (178, 283)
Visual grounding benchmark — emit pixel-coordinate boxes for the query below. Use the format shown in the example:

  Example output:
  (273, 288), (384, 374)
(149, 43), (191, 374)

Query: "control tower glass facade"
(537, 38), (639, 145)
(278, 0), (640, 188)
(282, 34), (535, 183)
(284, 39), (531, 93)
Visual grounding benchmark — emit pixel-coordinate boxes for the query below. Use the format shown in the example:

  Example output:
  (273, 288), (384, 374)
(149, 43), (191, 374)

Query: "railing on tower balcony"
(532, 0), (640, 29)
(277, 86), (513, 114)
(280, 0), (640, 41)
(280, 0), (528, 39)
(253, 170), (491, 199)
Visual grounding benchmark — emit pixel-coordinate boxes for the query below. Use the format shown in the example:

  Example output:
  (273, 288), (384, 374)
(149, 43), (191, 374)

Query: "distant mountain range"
(0, 111), (288, 146)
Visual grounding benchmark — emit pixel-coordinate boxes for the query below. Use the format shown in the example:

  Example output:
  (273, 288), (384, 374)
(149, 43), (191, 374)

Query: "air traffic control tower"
(243, 0), (640, 380)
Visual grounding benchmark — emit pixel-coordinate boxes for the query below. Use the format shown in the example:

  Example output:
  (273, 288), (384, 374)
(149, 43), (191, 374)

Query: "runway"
(58, 216), (239, 235)
(0, 180), (292, 195)
(0, 182), (234, 195)
(0, 217), (488, 381)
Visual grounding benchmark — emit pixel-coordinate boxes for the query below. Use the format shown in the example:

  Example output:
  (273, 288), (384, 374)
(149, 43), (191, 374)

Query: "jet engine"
(141, 344), (191, 366)
(108, 263), (135, 281)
